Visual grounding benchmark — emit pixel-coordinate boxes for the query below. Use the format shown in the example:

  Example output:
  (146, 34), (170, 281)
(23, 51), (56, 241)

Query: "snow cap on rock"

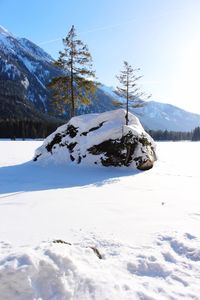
(34, 109), (157, 170)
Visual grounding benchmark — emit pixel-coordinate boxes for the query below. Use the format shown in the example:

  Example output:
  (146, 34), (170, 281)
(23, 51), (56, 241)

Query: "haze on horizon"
(1, 0), (200, 114)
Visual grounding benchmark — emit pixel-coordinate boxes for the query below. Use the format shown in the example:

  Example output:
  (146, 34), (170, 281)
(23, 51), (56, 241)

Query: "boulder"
(34, 109), (157, 170)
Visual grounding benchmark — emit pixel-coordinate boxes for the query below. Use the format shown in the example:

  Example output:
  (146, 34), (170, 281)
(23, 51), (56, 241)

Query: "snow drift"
(34, 109), (156, 170)
(1, 233), (200, 300)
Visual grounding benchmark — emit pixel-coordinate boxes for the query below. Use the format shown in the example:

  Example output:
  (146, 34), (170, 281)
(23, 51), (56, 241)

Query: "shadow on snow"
(0, 161), (140, 195)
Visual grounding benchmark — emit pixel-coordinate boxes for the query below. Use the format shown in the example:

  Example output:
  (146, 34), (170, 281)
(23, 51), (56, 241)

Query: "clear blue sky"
(1, 0), (200, 113)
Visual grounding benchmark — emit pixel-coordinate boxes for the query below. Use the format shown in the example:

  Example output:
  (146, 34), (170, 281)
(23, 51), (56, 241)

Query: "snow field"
(0, 140), (200, 299)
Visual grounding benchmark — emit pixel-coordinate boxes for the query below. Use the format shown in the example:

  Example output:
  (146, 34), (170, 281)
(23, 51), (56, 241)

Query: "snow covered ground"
(0, 140), (200, 300)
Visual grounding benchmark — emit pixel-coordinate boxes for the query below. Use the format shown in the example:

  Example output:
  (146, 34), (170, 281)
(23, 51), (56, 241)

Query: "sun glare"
(172, 37), (200, 112)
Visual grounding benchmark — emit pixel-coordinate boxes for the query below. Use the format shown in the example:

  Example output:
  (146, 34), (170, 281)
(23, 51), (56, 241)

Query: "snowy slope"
(133, 101), (200, 131)
(0, 25), (62, 118)
(0, 140), (200, 299)
(18, 38), (53, 62)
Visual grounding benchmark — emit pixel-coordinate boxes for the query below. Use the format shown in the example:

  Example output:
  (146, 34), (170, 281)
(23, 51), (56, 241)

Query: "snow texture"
(1, 233), (200, 300)
(34, 109), (156, 170)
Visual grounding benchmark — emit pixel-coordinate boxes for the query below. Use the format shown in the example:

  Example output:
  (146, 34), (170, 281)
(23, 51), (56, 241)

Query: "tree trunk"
(126, 77), (129, 125)
(70, 56), (75, 118)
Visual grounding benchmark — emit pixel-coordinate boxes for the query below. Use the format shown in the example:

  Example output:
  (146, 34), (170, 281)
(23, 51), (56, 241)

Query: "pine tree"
(192, 126), (200, 141)
(49, 25), (97, 118)
(115, 61), (150, 125)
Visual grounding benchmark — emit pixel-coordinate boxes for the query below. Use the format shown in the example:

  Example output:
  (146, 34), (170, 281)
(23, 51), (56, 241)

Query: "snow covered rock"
(34, 109), (157, 170)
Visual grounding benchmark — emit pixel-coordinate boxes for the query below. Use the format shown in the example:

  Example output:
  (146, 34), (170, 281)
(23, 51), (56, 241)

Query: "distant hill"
(1, 25), (200, 132)
(101, 86), (200, 132)
(132, 101), (200, 132)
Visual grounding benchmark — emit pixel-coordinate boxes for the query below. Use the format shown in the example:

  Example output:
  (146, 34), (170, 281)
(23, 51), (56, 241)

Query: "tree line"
(1, 119), (200, 141)
(148, 127), (200, 141)
(0, 119), (62, 139)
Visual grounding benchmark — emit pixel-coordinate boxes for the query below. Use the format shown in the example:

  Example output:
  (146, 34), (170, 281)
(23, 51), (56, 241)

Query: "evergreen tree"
(115, 61), (150, 125)
(49, 25), (97, 118)
(192, 126), (200, 141)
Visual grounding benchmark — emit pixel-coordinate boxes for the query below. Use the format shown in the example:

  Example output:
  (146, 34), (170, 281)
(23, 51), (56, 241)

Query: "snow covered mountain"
(1, 25), (200, 131)
(101, 86), (200, 132)
(0, 25), (63, 119)
(132, 101), (200, 132)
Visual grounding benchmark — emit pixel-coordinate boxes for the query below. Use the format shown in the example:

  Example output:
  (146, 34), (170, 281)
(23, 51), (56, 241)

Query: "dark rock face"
(34, 109), (157, 170)
(45, 133), (63, 153)
(88, 132), (155, 169)
(88, 135), (135, 167)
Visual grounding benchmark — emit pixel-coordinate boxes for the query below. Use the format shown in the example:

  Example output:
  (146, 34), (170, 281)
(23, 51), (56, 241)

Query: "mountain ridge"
(101, 85), (200, 131)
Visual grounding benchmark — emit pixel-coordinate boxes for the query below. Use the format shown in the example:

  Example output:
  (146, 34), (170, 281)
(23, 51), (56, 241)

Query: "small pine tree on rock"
(115, 61), (150, 125)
